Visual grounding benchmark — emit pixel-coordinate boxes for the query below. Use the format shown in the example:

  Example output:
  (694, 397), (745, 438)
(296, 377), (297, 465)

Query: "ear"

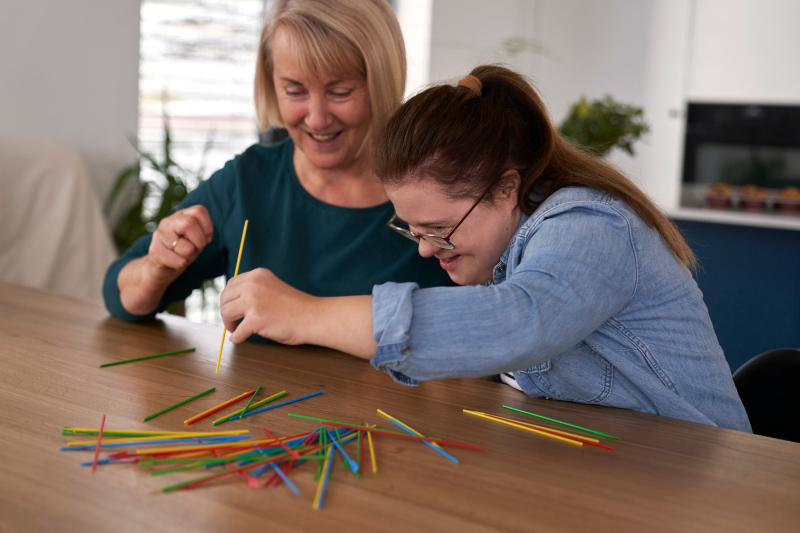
(496, 169), (521, 205)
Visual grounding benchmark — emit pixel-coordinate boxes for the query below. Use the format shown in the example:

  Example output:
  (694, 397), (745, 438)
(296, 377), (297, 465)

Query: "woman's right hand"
(145, 205), (214, 283)
(117, 205), (213, 315)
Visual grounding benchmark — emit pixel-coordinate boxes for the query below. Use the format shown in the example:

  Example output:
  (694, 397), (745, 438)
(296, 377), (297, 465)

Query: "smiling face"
(386, 174), (522, 285)
(270, 26), (372, 175)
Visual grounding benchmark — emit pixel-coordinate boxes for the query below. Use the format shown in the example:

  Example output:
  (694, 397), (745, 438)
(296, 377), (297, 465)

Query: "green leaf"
(106, 106), (215, 254)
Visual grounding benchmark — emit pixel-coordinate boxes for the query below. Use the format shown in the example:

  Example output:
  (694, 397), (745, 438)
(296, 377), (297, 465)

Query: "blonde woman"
(104, 0), (450, 328)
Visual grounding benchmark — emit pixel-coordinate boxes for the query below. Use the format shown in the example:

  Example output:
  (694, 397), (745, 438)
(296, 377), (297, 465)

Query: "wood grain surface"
(0, 281), (798, 532)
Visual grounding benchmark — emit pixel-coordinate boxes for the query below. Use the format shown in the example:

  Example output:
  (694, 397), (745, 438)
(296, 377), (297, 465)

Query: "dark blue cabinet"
(673, 220), (800, 373)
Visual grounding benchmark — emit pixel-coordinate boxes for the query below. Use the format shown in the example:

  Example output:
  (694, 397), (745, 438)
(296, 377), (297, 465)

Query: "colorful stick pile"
(61, 410), (482, 509)
(62, 399), (618, 509)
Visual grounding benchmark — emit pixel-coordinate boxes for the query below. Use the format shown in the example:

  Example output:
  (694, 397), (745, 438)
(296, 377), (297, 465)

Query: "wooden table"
(1, 281), (798, 532)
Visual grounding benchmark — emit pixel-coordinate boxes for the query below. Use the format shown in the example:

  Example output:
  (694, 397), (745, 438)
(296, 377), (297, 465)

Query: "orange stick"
(184, 390), (255, 425)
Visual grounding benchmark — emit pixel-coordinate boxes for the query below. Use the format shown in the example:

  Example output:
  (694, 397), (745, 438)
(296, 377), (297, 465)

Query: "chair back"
(732, 348), (800, 442)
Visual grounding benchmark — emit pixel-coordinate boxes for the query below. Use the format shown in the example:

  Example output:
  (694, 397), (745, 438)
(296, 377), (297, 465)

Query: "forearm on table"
(304, 295), (377, 359)
(117, 256), (177, 316)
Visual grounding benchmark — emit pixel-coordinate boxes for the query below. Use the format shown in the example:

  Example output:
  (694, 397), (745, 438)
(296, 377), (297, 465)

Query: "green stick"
(237, 385), (262, 419)
(142, 387), (215, 422)
(502, 405), (620, 440)
(99, 348), (196, 368)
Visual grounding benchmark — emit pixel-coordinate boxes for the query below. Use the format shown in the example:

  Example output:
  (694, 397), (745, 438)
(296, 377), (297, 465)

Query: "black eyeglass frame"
(386, 184), (494, 250)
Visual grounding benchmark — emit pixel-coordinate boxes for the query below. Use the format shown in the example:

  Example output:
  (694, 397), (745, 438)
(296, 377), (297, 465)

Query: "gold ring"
(171, 239), (179, 250)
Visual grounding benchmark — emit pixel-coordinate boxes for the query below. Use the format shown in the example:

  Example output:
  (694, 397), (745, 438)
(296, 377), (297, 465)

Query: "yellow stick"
(63, 428), (249, 437)
(313, 444), (334, 510)
(463, 410), (582, 446)
(480, 413), (600, 443)
(65, 431), (249, 446)
(366, 423), (377, 473)
(216, 219), (248, 374)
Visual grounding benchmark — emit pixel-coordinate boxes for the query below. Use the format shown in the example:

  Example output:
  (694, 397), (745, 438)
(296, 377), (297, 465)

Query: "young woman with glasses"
(220, 65), (751, 432)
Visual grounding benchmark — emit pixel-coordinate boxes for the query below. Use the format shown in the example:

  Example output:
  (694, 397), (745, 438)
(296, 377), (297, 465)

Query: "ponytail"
(375, 65), (697, 270)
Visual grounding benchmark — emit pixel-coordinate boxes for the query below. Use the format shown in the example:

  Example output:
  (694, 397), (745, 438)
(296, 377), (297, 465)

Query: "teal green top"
(103, 139), (451, 338)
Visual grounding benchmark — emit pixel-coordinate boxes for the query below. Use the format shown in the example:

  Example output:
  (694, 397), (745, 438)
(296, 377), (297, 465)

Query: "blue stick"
(238, 391), (324, 419)
(271, 464), (301, 495)
(386, 418), (459, 464)
(325, 429), (359, 473)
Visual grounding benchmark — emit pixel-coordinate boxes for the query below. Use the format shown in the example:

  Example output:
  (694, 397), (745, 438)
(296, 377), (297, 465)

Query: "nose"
(305, 94), (331, 131)
(417, 238), (440, 258)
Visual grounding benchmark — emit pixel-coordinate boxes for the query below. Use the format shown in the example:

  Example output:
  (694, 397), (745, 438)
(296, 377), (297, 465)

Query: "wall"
(424, 0), (692, 210)
(424, 0), (800, 210)
(395, 0), (433, 99)
(0, 0), (141, 202)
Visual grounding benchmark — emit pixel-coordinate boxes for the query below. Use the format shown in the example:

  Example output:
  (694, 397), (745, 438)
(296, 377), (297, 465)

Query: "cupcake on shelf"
(774, 186), (800, 212)
(704, 182), (733, 208)
(738, 184), (768, 210)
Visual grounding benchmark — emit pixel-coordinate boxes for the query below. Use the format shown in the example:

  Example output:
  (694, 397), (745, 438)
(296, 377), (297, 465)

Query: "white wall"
(533, 0), (690, 208)
(396, 0), (433, 98)
(421, 0), (800, 211)
(0, 0), (141, 202)
(424, 0), (691, 209)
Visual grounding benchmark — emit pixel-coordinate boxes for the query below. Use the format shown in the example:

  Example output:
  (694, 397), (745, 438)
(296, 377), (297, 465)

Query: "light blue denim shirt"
(371, 186), (752, 432)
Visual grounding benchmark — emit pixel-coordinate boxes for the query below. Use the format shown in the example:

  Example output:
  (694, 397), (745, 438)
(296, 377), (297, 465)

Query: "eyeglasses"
(386, 185), (493, 250)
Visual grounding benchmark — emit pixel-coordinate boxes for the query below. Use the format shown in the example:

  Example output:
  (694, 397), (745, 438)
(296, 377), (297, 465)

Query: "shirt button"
(498, 265), (506, 273)
(401, 345), (411, 355)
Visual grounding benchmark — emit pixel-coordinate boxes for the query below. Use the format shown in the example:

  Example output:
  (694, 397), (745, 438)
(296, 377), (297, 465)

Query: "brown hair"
(375, 64), (697, 270)
(254, 0), (406, 144)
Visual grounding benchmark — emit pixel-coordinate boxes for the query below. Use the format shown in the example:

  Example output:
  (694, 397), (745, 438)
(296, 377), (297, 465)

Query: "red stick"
(262, 427), (300, 461)
(268, 431), (319, 488)
(184, 454), (291, 490)
(92, 414), (107, 473)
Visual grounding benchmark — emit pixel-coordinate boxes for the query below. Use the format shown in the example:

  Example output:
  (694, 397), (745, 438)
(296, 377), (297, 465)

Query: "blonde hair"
(255, 0), (406, 143)
(376, 65), (697, 271)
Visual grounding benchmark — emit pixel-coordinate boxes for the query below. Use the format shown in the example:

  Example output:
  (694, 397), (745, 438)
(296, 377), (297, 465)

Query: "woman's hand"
(220, 268), (378, 358)
(221, 268), (316, 346)
(117, 205), (213, 315)
(145, 205), (214, 284)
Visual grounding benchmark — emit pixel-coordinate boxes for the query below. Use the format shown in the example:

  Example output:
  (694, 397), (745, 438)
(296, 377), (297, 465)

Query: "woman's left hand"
(220, 268), (316, 345)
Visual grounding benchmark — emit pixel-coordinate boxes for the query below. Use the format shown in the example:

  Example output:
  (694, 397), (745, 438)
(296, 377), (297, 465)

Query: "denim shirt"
(371, 186), (752, 432)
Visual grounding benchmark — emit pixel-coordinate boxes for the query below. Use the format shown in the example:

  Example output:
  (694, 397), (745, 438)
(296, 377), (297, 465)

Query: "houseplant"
(557, 95), (649, 157)
(105, 116), (214, 316)
(105, 117), (213, 254)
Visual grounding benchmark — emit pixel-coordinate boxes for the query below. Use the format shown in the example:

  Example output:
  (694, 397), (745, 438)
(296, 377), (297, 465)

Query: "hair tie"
(457, 75), (482, 96)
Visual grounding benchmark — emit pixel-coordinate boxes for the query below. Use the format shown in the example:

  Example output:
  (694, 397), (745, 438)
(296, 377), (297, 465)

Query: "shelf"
(668, 206), (800, 231)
